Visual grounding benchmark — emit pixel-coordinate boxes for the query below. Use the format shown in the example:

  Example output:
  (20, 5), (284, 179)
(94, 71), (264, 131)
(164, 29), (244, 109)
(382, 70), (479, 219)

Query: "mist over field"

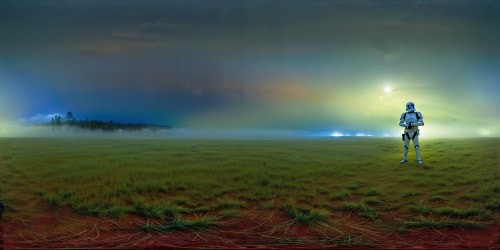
(0, 112), (391, 138)
(0, 115), (496, 139)
(0, 123), (320, 139)
(0, 113), (322, 138)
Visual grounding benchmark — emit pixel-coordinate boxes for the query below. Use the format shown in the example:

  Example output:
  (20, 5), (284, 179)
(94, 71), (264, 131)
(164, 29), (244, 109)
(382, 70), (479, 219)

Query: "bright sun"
(384, 86), (392, 93)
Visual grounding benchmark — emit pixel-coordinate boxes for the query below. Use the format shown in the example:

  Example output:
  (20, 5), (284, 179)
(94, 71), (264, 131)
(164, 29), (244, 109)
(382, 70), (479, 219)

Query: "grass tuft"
(44, 193), (64, 208)
(330, 190), (351, 201)
(402, 191), (421, 198)
(338, 202), (378, 220)
(485, 202), (499, 211)
(428, 195), (447, 202)
(132, 200), (188, 219)
(282, 205), (332, 226)
(171, 196), (190, 206)
(219, 209), (240, 219)
(362, 197), (382, 206)
(433, 207), (490, 219)
(253, 191), (275, 200)
(345, 182), (362, 191)
(458, 195), (482, 202)
(105, 205), (129, 217)
(73, 202), (102, 216)
(404, 218), (485, 229)
(410, 203), (431, 215)
(363, 189), (380, 197)
(316, 188), (330, 195)
(132, 183), (167, 193)
(214, 199), (246, 209)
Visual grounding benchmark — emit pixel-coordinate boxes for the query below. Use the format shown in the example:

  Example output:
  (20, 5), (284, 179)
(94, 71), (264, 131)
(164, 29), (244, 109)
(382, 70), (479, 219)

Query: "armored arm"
(414, 112), (424, 126)
(399, 113), (407, 127)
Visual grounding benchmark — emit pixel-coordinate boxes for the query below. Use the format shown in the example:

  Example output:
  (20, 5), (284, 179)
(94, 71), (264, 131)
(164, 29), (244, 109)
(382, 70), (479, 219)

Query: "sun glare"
(384, 86), (392, 93)
(330, 132), (343, 137)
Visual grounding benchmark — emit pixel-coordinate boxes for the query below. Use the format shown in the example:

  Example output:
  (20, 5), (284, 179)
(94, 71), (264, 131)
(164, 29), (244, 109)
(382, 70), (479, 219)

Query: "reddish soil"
(1, 205), (498, 249)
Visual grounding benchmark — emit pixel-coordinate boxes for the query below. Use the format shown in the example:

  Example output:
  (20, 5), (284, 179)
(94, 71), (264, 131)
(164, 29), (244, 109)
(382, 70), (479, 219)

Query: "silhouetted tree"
(53, 115), (62, 125)
(65, 111), (75, 124)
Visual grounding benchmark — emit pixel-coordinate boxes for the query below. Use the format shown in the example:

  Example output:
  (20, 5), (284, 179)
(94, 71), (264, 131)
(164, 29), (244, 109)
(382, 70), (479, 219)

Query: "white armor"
(399, 102), (424, 164)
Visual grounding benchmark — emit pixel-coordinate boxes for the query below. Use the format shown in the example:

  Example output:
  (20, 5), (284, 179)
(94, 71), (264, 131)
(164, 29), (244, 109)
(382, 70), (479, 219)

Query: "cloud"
(19, 113), (63, 124)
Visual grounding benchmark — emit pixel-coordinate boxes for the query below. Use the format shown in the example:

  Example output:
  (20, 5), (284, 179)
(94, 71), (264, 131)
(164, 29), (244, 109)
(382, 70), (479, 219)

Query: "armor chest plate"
(405, 113), (418, 123)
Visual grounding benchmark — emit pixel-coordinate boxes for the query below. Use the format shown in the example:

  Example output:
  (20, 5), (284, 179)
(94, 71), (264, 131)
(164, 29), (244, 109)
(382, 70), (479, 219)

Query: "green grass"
(401, 191), (421, 198)
(219, 209), (240, 219)
(428, 195), (447, 202)
(171, 196), (190, 206)
(0, 137), (498, 234)
(282, 205), (332, 226)
(131, 198), (188, 219)
(433, 207), (490, 219)
(344, 181), (363, 191)
(338, 202), (378, 220)
(485, 201), (500, 211)
(361, 197), (382, 206)
(410, 202), (431, 215)
(330, 190), (351, 200)
(410, 204), (491, 220)
(214, 199), (246, 209)
(363, 189), (380, 197)
(316, 188), (330, 195)
(404, 218), (485, 229)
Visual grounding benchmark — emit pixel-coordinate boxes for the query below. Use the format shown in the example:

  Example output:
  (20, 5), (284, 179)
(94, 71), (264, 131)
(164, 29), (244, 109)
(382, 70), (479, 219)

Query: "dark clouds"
(3, 0), (498, 58)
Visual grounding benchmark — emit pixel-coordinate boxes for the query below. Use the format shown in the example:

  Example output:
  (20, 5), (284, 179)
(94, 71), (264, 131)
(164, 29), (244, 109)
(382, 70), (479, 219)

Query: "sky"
(1, 0), (499, 137)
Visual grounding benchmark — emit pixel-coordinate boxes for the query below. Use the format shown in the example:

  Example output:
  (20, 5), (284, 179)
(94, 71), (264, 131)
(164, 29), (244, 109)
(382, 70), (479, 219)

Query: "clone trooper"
(399, 102), (424, 164)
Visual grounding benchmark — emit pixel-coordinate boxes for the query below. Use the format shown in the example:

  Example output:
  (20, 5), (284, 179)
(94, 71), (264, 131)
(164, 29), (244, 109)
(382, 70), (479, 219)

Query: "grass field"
(0, 137), (498, 247)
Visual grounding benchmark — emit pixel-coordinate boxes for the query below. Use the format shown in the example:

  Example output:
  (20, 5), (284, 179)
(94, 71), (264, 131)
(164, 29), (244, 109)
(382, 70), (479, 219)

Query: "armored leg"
(401, 133), (410, 163)
(413, 135), (422, 163)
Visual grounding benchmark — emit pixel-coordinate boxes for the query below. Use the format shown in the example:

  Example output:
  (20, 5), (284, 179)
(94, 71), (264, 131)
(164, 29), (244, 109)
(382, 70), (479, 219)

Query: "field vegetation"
(0, 137), (498, 246)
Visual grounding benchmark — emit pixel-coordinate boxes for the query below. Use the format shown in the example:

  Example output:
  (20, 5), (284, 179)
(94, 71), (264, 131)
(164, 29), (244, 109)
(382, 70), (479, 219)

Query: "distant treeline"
(50, 112), (171, 131)
(57, 120), (171, 131)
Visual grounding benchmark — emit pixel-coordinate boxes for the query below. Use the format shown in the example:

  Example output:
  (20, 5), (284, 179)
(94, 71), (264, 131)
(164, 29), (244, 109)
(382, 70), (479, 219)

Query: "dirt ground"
(1, 203), (498, 249)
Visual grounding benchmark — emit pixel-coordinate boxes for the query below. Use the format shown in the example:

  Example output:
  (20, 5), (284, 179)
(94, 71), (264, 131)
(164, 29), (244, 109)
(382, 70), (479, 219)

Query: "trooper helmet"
(406, 102), (416, 113)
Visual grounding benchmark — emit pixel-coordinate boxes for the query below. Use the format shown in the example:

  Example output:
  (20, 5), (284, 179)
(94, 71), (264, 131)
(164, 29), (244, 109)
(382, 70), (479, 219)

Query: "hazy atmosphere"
(1, 0), (499, 137)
